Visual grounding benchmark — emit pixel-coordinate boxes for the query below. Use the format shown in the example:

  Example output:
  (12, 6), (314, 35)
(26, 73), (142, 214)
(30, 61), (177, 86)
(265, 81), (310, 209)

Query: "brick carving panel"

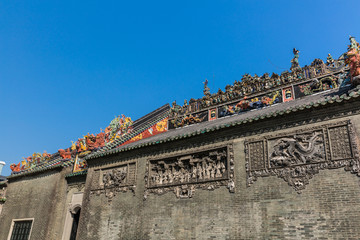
(144, 145), (235, 199)
(90, 162), (136, 201)
(245, 120), (360, 192)
(328, 125), (352, 160)
(269, 130), (326, 168)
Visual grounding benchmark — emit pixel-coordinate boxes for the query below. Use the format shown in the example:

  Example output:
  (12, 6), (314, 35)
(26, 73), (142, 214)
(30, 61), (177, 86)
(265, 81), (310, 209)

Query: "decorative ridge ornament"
(169, 42), (349, 129)
(290, 48), (300, 71)
(10, 113), (133, 174)
(203, 79), (210, 96)
(346, 36), (360, 86)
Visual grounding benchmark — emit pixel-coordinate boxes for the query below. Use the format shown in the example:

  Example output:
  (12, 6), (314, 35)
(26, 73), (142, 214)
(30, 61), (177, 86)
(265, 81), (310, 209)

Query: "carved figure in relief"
(171, 113), (206, 128)
(146, 147), (235, 199)
(174, 185), (195, 198)
(270, 132), (324, 167)
(235, 97), (249, 111)
(103, 167), (127, 188)
(149, 149), (228, 187)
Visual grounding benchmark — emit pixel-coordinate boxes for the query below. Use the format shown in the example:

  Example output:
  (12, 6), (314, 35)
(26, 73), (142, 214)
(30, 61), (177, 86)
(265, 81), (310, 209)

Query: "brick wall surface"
(77, 116), (360, 240)
(0, 169), (68, 240)
(2, 106), (360, 240)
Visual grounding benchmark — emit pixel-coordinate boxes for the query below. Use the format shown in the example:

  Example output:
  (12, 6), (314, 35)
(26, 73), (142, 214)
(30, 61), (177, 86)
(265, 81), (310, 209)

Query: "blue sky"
(1, 1), (359, 176)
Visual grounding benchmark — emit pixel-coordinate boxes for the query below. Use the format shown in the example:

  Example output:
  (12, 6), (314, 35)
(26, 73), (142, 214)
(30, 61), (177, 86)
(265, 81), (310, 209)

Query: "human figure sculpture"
(291, 48), (300, 71)
(349, 36), (359, 51)
(326, 53), (334, 65)
(203, 79), (210, 96)
(346, 36), (360, 86)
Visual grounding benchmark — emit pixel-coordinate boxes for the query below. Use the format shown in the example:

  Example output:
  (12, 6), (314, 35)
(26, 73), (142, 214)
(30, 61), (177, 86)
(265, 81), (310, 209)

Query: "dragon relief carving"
(245, 121), (360, 192)
(144, 145), (235, 200)
(269, 131), (325, 167)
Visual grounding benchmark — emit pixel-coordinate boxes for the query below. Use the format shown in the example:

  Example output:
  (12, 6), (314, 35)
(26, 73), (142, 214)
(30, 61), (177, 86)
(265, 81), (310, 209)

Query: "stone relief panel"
(269, 130), (326, 168)
(90, 162), (136, 201)
(67, 182), (85, 193)
(245, 120), (360, 192)
(144, 145), (235, 199)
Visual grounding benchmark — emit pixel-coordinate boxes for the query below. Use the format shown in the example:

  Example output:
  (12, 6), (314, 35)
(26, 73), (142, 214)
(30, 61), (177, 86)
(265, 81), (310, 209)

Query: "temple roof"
(8, 104), (170, 178)
(7, 157), (74, 179)
(86, 103), (170, 158)
(87, 84), (359, 160)
(10, 37), (360, 177)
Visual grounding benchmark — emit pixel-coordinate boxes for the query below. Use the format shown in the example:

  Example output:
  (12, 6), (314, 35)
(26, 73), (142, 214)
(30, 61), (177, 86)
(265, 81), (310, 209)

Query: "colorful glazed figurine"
(326, 53), (334, 66)
(346, 36), (360, 86)
(59, 149), (72, 159)
(203, 79), (210, 96)
(291, 48), (300, 71)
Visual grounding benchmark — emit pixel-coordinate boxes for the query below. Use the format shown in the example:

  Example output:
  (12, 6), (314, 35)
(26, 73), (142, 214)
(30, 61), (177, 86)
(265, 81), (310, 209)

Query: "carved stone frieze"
(67, 183), (85, 192)
(245, 120), (360, 192)
(269, 131), (325, 167)
(144, 145), (234, 199)
(90, 162), (136, 201)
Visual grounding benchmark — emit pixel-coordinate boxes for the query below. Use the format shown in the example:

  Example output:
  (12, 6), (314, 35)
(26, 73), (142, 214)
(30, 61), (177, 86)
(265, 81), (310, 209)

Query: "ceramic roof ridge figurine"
(203, 79), (210, 96)
(291, 48), (300, 71)
(349, 35), (360, 51)
(346, 36), (360, 86)
(326, 53), (334, 66)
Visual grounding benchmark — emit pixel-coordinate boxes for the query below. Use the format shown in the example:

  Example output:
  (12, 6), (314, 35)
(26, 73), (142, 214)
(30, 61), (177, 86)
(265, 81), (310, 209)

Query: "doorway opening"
(69, 208), (81, 240)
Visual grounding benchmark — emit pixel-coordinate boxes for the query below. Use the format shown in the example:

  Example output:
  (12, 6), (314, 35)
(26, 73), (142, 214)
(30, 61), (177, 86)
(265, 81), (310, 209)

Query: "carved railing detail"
(144, 145), (235, 199)
(245, 120), (360, 192)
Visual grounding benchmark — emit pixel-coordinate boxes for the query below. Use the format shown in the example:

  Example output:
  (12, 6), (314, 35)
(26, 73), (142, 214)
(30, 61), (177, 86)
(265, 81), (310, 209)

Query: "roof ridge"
(87, 86), (360, 160)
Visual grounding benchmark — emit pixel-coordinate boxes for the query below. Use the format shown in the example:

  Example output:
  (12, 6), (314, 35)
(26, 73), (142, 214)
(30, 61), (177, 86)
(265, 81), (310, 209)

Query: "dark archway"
(69, 208), (81, 240)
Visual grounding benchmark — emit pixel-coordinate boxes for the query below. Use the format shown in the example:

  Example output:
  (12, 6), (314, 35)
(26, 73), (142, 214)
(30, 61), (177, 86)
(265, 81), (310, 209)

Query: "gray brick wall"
(0, 169), (68, 240)
(2, 108), (360, 239)
(77, 117), (360, 240)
